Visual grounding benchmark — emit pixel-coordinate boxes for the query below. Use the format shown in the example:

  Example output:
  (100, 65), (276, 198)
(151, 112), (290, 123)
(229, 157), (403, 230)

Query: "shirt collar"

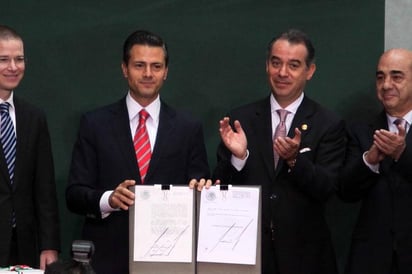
(126, 92), (161, 123)
(386, 110), (412, 126)
(270, 92), (304, 115)
(0, 92), (15, 110)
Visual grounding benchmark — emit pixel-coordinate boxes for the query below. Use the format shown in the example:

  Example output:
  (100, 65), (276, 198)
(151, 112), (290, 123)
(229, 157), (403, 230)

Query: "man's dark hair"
(122, 30), (168, 66)
(267, 29), (315, 67)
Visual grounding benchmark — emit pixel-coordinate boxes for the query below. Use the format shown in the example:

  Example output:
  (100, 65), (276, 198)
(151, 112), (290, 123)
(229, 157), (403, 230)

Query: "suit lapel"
(109, 98), (141, 181)
(7, 97), (29, 190)
(405, 119), (412, 151)
(0, 138), (10, 186)
(251, 97), (277, 179)
(144, 101), (175, 182)
(288, 96), (315, 141)
(0, 111), (9, 185)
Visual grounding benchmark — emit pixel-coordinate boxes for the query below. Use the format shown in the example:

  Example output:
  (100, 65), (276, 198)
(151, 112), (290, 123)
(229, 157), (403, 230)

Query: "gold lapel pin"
(301, 124), (308, 131)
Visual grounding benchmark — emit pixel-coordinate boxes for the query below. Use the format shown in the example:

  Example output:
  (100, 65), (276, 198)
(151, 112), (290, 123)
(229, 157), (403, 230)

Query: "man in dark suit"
(339, 48), (412, 274)
(0, 25), (60, 269)
(66, 30), (210, 274)
(193, 29), (346, 274)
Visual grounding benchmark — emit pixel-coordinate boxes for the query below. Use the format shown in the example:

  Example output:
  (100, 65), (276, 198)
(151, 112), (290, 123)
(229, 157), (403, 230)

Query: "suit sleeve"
(66, 114), (105, 218)
(212, 140), (239, 183)
(338, 123), (405, 202)
(34, 114), (60, 251)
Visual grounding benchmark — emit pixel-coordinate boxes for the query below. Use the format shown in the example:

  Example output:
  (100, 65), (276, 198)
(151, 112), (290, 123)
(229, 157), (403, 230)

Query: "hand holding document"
(197, 185), (260, 265)
(133, 185), (194, 263)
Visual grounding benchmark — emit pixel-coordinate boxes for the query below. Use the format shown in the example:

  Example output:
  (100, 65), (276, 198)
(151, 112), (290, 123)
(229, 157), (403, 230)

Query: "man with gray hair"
(339, 48), (412, 274)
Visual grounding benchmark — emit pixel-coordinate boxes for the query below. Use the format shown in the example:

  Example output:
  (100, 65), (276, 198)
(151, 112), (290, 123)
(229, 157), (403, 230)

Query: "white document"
(133, 185), (193, 263)
(197, 185), (259, 265)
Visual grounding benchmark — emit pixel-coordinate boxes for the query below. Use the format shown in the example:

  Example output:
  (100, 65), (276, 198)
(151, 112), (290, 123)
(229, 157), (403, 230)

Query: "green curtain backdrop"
(1, 0), (384, 272)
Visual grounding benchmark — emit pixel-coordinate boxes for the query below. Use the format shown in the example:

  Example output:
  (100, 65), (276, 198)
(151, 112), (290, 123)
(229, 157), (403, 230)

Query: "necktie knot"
(139, 109), (149, 122)
(276, 109), (289, 123)
(0, 102), (10, 114)
(394, 118), (407, 128)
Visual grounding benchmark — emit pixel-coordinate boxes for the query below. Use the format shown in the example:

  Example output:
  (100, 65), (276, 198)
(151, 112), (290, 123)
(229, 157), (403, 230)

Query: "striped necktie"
(134, 109), (151, 183)
(0, 102), (16, 183)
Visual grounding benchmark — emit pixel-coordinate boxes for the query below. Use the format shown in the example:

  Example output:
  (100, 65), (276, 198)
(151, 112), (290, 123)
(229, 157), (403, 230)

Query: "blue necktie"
(1, 103), (16, 227)
(0, 102), (16, 183)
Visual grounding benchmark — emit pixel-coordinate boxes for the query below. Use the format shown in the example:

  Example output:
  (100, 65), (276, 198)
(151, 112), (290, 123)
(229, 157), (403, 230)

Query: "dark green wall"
(2, 0), (384, 272)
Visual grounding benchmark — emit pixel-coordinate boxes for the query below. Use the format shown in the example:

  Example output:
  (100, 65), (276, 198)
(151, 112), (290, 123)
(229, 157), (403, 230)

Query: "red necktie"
(134, 109), (151, 183)
(273, 109), (289, 168)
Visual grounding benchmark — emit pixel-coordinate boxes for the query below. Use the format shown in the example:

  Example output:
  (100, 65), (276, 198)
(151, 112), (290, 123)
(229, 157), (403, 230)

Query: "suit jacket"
(0, 96), (60, 267)
(66, 97), (210, 274)
(213, 95), (346, 274)
(339, 111), (412, 274)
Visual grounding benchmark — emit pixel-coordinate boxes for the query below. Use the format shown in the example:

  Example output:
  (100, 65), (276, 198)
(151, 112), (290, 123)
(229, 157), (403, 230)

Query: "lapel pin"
(301, 124), (308, 131)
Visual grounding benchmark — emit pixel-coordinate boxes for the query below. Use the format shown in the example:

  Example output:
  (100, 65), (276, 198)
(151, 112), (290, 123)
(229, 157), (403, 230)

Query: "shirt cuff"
(363, 151), (380, 174)
(230, 150), (249, 171)
(100, 190), (119, 219)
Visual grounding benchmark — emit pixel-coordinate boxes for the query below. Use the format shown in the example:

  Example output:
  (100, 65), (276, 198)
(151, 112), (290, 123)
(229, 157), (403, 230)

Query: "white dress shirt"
(100, 92), (161, 217)
(231, 92), (304, 171)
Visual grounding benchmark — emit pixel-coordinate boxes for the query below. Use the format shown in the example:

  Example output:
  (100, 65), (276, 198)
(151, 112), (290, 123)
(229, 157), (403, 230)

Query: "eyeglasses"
(0, 56), (26, 68)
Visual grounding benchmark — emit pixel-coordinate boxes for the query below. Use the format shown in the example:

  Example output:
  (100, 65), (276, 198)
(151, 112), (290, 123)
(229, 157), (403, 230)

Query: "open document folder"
(133, 185), (194, 263)
(197, 185), (260, 265)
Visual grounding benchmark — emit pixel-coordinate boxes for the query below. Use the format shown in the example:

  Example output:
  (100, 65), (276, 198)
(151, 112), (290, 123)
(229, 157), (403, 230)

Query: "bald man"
(339, 48), (412, 274)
